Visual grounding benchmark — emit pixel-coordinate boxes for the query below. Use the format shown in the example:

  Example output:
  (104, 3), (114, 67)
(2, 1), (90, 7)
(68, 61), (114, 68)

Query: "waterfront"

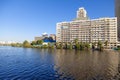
(0, 46), (120, 80)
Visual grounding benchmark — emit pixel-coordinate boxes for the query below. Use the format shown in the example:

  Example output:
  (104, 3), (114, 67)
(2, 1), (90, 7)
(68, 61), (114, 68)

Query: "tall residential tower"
(115, 0), (120, 40)
(56, 7), (118, 48)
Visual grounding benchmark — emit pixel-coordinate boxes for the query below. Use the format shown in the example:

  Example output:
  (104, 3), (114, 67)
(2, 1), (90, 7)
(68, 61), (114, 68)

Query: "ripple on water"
(0, 47), (119, 80)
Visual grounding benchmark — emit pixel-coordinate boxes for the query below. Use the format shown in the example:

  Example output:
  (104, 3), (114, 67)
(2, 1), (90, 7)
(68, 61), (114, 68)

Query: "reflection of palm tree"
(118, 64), (120, 73)
(118, 53), (120, 73)
(113, 53), (120, 79)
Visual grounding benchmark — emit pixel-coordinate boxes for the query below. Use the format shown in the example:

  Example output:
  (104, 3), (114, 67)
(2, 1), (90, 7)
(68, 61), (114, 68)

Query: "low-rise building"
(34, 33), (56, 45)
(34, 37), (43, 41)
(50, 34), (56, 40)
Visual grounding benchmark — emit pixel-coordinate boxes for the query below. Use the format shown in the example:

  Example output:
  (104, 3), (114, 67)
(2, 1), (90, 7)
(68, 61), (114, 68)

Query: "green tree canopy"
(36, 40), (43, 45)
(74, 38), (78, 44)
(23, 40), (31, 48)
(31, 41), (36, 45)
(104, 40), (109, 47)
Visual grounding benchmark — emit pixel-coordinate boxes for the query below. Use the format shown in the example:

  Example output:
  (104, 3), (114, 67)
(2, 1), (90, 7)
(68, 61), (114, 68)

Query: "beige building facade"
(56, 7), (118, 45)
(115, 0), (120, 40)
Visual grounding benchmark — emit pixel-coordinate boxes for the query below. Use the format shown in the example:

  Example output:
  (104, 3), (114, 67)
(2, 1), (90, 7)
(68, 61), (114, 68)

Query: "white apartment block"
(56, 7), (118, 44)
(115, 0), (120, 40)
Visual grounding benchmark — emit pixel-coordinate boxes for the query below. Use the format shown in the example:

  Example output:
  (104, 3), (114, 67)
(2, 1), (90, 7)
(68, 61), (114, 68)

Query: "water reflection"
(0, 47), (120, 80)
(54, 50), (119, 80)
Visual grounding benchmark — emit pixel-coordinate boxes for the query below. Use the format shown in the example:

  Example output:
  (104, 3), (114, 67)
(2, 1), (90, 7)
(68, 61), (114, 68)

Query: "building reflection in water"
(53, 50), (119, 80)
(113, 51), (120, 80)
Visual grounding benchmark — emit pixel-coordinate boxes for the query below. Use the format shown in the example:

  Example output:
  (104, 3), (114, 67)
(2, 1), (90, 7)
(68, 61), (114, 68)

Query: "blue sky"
(0, 0), (115, 42)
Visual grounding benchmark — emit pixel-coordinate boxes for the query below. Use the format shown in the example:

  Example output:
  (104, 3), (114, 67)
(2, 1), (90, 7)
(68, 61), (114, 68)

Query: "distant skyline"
(0, 0), (115, 42)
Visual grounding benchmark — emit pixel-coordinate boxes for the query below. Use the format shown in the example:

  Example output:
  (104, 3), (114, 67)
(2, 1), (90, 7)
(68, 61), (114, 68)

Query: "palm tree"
(85, 42), (90, 50)
(55, 42), (59, 49)
(104, 40), (109, 49)
(63, 42), (67, 49)
(76, 42), (80, 50)
(92, 42), (96, 50)
(97, 41), (103, 51)
(69, 42), (73, 50)
(74, 38), (79, 50)
(80, 42), (85, 50)
(56, 42), (63, 49)
(74, 38), (78, 44)
(59, 42), (63, 49)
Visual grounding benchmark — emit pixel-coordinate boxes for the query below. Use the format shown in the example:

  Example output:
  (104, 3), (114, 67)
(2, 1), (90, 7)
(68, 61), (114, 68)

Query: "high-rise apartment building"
(115, 0), (120, 40)
(56, 7), (118, 44)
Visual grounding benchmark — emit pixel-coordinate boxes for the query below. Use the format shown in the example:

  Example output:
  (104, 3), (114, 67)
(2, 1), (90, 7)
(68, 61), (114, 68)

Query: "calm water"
(0, 46), (120, 80)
